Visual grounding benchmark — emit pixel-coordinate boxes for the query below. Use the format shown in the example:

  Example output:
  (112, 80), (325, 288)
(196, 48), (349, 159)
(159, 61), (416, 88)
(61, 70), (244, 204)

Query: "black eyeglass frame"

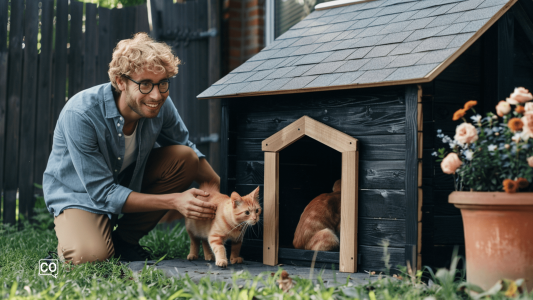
(123, 75), (170, 94)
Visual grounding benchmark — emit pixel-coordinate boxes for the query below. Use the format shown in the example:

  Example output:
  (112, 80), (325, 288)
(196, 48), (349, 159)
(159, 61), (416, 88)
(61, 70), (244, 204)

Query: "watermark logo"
(39, 259), (58, 278)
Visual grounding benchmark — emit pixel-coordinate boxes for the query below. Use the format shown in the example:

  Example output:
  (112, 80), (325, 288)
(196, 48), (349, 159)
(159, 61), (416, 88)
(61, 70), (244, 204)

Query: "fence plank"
(53, 0), (69, 124)
(18, 0), (40, 221)
(135, 4), (150, 34)
(0, 0), (9, 218)
(97, 7), (111, 84)
(68, 0), (84, 98)
(3, 0), (24, 225)
(34, 0), (55, 196)
(84, 3), (98, 89)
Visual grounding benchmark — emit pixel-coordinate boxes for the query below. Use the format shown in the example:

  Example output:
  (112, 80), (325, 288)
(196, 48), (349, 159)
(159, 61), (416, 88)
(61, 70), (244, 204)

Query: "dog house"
(198, 0), (533, 272)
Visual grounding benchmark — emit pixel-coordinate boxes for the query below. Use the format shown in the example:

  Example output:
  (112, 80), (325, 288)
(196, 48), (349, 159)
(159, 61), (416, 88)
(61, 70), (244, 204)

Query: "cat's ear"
(250, 186), (260, 201)
(231, 192), (242, 208)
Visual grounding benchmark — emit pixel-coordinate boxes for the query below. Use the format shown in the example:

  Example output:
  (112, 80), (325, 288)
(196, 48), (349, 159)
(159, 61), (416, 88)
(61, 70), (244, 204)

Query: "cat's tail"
(332, 179), (341, 193)
(199, 179), (221, 195)
(306, 228), (339, 251)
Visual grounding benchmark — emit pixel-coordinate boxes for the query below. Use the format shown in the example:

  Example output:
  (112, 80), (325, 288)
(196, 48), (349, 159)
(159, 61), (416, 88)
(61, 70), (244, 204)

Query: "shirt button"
(120, 117), (123, 121)
(118, 157), (121, 160)
(117, 123), (121, 127)
(118, 133), (122, 137)
(115, 169), (118, 172)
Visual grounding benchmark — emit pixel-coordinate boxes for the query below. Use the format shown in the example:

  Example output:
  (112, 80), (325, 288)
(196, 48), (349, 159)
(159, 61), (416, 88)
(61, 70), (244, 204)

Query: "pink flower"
(528, 156), (533, 168)
(507, 87), (533, 105)
(522, 113), (533, 139)
(454, 123), (478, 144)
(525, 102), (533, 113)
(496, 101), (511, 117)
(441, 153), (462, 174)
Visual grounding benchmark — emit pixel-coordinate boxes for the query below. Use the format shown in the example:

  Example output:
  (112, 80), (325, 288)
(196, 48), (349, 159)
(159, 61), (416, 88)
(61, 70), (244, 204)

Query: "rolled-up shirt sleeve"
(61, 110), (132, 214)
(156, 98), (205, 158)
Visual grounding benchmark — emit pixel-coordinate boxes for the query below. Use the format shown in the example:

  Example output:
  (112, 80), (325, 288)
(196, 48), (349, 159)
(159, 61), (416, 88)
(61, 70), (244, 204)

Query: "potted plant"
(435, 87), (533, 291)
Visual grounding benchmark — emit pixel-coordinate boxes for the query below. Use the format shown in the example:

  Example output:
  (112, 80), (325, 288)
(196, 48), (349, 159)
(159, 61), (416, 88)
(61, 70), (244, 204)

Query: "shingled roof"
(198, 0), (516, 99)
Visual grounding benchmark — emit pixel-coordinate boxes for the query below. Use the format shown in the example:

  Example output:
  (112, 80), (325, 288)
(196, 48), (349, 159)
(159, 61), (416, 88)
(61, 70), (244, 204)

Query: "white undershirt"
(120, 123), (138, 173)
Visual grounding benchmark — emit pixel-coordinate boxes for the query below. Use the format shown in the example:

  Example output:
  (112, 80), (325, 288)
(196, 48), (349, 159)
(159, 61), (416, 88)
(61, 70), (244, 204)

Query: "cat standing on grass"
(293, 180), (341, 251)
(185, 185), (262, 267)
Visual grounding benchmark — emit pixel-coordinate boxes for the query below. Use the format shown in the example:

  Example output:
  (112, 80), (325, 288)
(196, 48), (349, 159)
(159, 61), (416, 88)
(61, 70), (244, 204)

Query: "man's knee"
(60, 240), (114, 265)
(169, 145), (199, 174)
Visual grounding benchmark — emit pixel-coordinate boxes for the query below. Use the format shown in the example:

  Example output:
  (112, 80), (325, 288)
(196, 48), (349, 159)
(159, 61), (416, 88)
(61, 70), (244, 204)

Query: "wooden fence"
(0, 0), (150, 224)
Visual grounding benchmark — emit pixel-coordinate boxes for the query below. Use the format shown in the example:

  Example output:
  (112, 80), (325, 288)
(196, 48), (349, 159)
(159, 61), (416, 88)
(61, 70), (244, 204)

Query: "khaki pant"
(53, 145), (198, 264)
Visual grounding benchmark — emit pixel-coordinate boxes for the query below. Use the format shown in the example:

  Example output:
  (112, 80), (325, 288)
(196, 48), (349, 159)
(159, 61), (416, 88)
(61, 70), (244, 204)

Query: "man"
(43, 33), (219, 264)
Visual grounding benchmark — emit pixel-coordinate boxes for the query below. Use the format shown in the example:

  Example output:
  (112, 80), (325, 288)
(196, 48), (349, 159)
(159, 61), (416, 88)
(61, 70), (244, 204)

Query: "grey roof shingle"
(199, 0), (515, 98)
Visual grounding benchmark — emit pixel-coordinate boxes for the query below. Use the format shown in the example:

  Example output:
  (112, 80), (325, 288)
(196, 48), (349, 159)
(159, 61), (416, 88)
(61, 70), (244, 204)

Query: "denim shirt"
(43, 83), (204, 219)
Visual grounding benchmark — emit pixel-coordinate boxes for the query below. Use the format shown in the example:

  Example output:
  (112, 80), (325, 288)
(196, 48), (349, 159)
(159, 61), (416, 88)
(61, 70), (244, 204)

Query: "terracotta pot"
(449, 192), (533, 291)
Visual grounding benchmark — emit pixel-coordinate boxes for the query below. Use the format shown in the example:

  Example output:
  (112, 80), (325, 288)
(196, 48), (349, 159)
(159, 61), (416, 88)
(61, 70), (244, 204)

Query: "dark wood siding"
(225, 86), (407, 272)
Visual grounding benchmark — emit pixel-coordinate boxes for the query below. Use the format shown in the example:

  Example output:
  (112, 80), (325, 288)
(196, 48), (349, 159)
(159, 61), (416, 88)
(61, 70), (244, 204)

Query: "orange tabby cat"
(185, 185), (262, 267)
(293, 180), (341, 251)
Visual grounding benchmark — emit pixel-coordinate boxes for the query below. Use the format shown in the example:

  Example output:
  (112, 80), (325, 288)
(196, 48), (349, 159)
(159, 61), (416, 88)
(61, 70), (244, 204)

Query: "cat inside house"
(185, 184), (262, 267)
(293, 179), (341, 251)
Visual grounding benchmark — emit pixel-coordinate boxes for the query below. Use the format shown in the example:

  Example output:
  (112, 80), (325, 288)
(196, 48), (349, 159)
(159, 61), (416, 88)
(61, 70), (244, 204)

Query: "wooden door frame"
(262, 116), (360, 273)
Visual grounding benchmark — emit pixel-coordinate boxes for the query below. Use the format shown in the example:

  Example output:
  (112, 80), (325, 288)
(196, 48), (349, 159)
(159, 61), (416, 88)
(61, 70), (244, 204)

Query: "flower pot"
(449, 192), (533, 291)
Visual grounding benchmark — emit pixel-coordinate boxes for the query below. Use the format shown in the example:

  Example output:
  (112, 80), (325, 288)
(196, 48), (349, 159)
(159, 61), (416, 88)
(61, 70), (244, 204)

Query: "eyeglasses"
(123, 75), (170, 94)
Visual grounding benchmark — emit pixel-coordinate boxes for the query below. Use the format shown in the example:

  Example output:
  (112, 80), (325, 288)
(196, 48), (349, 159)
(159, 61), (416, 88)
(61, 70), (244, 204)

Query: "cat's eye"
(245, 211), (250, 215)
(255, 209), (259, 213)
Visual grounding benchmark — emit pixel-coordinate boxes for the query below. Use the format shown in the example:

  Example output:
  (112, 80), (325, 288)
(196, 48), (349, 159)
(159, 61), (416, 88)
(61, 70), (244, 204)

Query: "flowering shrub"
(434, 88), (533, 193)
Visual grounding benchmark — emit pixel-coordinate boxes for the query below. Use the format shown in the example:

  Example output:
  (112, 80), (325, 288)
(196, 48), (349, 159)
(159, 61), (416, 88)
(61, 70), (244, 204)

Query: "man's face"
(119, 70), (170, 119)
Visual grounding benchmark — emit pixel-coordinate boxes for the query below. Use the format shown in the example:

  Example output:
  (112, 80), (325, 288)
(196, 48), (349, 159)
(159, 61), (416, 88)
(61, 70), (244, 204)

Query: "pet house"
(199, 0), (533, 272)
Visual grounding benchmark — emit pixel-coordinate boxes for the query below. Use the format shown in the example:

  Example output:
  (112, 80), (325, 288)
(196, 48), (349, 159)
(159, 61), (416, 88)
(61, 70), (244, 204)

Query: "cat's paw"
(230, 257), (243, 264)
(204, 254), (215, 261)
(216, 258), (228, 268)
(187, 254), (198, 261)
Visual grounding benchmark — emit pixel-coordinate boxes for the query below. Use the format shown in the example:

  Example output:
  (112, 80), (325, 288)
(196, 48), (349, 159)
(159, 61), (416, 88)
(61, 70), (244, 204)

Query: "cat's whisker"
(225, 221), (247, 235)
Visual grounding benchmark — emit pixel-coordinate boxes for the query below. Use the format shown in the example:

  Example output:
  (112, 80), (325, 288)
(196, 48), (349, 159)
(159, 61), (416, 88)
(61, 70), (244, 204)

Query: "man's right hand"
(172, 188), (217, 220)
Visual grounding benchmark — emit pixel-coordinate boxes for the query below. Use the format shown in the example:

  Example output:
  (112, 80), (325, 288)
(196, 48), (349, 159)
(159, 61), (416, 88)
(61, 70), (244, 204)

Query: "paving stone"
(376, 31), (412, 45)
(416, 48), (458, 64)
(265, 67), (296, 80)
(225, 72), (256, 84)
(365, 44), (399, 58)
(434, 22), (469, 36)
(329, 71), (365, 85)
(246, 69), (276, 81)
(359, 56), (397, 70)
(239, 80), (273, 93)
(260, 78), (292, 91)
(282, 64), (315, 77)
(387, 52), (426, 68)
(446, 0), (484, 13)
(426, 12), (464, 28)
(280, 76), (319, 90)
(389, 40), (422, 55)
(447, 32), (475, 47)
(355, 68), (397, 83)
(291, 44), (322, 56)
(384, 63), (439, 81)
(404, 25), (448, 42)
(254, 58), (287, 71)
(412, 35), (455, 52)
(323, 49), (357, 62)
(305, 73), (343, 88)
(404, 16), (436, 31)
(302, 61), (345, 76)
(347, 47), (374, 60)
(335, 58), (372, 72)
(460, 18), (489, 33)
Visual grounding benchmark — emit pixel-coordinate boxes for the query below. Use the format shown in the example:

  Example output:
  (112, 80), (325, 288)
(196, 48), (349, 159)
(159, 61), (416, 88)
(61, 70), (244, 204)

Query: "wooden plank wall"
(0, 2), (149, 224)
(225, 86), (408, 272)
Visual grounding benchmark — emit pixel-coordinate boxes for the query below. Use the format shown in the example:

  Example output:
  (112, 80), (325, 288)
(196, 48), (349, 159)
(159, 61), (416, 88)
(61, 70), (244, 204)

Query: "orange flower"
(464, 100), (477, 110)
(508, 118), (524, 132)
(516, 178), (529, 190)
(503, 179), (518, 193)
(516, 106), (526, 114)
(453, 109), (466, 121)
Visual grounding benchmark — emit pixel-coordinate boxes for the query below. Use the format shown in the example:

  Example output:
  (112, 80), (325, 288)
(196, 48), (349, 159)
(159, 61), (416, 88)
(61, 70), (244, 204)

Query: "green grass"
(1, 207), (532, 299)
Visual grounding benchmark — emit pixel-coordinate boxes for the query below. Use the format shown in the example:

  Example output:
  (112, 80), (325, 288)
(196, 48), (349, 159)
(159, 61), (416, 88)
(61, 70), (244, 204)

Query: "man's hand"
(172, 188), (217, 220)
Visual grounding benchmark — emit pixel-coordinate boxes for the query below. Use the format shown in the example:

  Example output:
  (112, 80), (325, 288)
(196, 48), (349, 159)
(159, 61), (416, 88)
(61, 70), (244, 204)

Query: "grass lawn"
(1, 205), (531, 299)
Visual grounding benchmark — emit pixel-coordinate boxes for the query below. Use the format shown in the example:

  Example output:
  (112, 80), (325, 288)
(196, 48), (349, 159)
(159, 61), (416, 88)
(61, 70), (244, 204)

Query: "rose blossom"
(522, 113), (533, 138)
(507, 87), (533, 104)
(454, 123), (478, 144)
(441, 153), (462, 174)
(496, 101), (511, 117)
(528, 156), (533, 168)
(525, 102), (533, 112)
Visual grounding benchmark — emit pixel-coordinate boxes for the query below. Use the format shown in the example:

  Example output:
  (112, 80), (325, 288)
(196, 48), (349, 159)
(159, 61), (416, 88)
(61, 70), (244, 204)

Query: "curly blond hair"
(108, 32), (180, 91)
